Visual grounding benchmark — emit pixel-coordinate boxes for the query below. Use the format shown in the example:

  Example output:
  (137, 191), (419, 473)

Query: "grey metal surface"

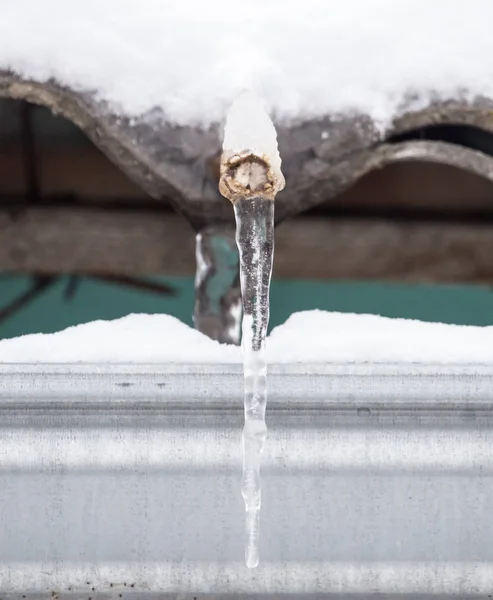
(1, 364), (493, 597)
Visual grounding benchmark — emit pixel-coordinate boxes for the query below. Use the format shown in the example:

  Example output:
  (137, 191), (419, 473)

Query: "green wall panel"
(0, 274), (492, 340)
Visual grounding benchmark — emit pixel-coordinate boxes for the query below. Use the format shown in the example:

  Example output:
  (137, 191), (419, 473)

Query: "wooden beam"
(0, 207), (195, 276)
(0, 145), (151, 201)
(1, 206), (493, 284)
(275, 217), (493, 284)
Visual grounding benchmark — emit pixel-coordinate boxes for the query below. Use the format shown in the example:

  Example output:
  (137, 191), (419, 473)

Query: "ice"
(2, 0), (493, 126)
(194, 230), (242, 345)
(235, 201), (274, 568)
(227, 297), (242, 346)
(222, 91), (282, 568)
(194, 232), (208, 290)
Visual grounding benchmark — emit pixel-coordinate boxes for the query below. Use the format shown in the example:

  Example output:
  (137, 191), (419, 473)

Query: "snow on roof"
(1, 310), (493, 364)
(222, 90), (283, 181)
(1, 0), (492, 126)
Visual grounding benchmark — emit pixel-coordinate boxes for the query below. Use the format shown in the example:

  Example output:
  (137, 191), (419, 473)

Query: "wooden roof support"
(0, 205), (492, 286)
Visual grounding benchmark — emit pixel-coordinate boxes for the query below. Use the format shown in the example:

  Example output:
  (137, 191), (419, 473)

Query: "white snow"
(267, 310), (493, 364)
(0, 314), (235, 364)
(1, 0), (493, 126)
(222, 91), (283, 179)
(2, 310), (493, 364)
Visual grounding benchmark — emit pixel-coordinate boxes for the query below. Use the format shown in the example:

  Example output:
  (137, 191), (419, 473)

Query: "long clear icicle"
(219, 90), (284, 569)
(234, 197), (274, 568)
